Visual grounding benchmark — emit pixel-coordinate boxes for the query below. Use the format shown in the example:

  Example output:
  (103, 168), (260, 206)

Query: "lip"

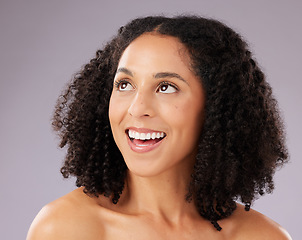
(126, 127), (166, 153)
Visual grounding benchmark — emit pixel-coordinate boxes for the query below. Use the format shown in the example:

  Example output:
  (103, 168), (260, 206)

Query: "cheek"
(109, 94), (127, 124)
(166, 98), (204, 126)
(108, 94), (125, 137)
(166, 98), (205, 142)
(108, 94), (129, 150)
(108, 96), (117, 125)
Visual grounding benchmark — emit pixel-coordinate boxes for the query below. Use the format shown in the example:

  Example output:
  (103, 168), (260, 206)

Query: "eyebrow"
(116, 67), (187, 84)
(116, 67), (134, 77)
(154, 72), (187, 84)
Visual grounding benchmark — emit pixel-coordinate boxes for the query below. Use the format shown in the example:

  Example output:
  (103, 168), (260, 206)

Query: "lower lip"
(126, 136), (164, 153)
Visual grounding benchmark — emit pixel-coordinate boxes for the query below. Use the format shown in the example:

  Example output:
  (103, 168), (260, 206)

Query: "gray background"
(1, 0), (301, 239)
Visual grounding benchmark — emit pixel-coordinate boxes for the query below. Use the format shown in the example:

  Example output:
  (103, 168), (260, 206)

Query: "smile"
(126, 128), (166, 153)
(128, 129), (165, 140)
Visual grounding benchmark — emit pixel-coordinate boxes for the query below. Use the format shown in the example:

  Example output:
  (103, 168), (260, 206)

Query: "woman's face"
(109, 33), (205, 177)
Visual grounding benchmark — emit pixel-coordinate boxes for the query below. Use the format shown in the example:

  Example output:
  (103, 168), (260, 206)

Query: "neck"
(119, 166), (198, 224)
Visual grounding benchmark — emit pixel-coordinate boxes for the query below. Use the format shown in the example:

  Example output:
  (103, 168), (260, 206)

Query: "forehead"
(117, 33), (192, 73)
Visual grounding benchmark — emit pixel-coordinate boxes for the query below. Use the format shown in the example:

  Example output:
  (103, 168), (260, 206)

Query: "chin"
(124, 158), (167, 178)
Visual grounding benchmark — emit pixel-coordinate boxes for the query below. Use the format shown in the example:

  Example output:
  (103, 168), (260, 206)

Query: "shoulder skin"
(26, 189), (104, 240)
(27, 190), (292, 240)
(224, 204), (292, 240)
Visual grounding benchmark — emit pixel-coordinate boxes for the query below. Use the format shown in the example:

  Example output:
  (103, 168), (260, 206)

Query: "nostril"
(128, 107), (152, 117)
(127, 94), (155, 118)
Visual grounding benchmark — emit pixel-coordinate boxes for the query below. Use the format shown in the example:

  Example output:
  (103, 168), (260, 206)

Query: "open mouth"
(126, 129), (167, 146)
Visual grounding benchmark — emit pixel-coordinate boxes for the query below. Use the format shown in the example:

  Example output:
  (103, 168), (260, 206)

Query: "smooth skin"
(27, 34), (292, 240)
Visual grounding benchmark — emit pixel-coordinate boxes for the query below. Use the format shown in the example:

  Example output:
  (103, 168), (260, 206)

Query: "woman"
(27, 15), (291, 239)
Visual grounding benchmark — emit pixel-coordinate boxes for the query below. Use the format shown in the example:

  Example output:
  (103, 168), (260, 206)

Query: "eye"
(114, 80), (134, 91)
(157, 82), (178, 94)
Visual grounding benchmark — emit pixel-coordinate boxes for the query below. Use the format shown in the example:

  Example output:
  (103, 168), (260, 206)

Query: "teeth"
(128, 130), (165, 140)
(151, 132), (156, 139)
(135, 131), (140, 139)
(146, 133), (151, 139)
(140, 133), (146, 140)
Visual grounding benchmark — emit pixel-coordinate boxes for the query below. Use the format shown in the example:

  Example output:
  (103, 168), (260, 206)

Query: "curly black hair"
(52, 15), (288, 231)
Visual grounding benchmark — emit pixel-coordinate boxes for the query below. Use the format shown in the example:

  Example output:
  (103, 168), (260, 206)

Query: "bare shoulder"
(26, 188), (104, 240)
(226, 204), (292, 240)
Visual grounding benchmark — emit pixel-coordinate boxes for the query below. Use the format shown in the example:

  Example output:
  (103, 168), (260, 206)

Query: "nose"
(128, 91), (155, 118)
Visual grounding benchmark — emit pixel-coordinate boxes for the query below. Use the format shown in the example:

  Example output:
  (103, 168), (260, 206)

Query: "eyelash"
(114, 79), (129, 90)
(157, 81), (179, 92)
(114, 79), (179, 92)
